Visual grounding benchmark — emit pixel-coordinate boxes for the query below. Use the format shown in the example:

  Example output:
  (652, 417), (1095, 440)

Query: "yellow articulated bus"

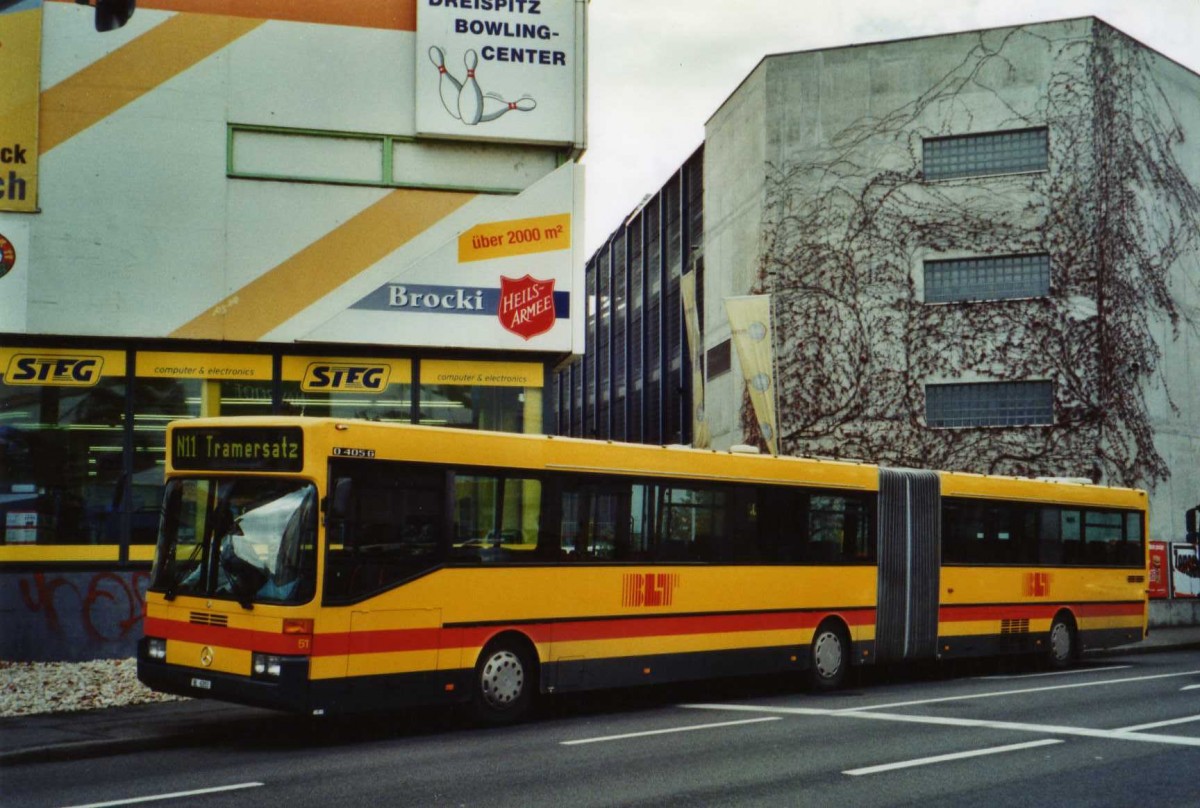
(138, 417), (1148, 723)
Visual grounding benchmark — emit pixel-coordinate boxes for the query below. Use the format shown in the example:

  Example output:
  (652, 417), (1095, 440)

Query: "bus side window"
(753, 486), (805, 563)
(1122, 512), (1145, 566)
(1060, 509), (1083, 564)
(1038, 506), (1063, 564)
(557, 483), (624, 562)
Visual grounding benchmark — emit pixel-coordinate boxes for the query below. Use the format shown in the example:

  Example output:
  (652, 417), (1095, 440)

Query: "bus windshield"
(150, 478), (317, 607)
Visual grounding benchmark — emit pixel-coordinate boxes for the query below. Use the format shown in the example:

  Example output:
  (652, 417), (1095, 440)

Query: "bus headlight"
(252, 653), (282, 678)
(147, 638), (167, 660)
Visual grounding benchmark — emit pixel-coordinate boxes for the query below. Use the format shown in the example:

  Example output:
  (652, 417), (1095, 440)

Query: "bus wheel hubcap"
(481, 650), (524, 708)
(1050, 624), (1071, 660)
(813, 632), (842, 678)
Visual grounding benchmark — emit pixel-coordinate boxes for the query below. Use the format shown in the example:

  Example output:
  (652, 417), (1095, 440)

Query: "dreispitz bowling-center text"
(425, 0), (569, 66)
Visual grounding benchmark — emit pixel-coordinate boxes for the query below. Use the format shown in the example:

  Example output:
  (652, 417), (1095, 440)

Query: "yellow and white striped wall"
(0, 0), (586, 353)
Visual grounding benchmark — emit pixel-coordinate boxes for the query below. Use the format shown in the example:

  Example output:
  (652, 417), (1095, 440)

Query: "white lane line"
(843, 739), (1063, 776)
(62, 782), (264, 808)
(1118, 714), (1200, 732)
(832, 669), (1200, 713)
(1182, 684), (1200, 691)
(684, 703), (1200, 748)
(978, 665), (1131, 680)
(561, 716), (781, 746)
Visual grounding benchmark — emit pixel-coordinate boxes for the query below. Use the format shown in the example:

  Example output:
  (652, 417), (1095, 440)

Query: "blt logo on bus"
(4, 355), (103, 387)
(301, 363), (391, 394)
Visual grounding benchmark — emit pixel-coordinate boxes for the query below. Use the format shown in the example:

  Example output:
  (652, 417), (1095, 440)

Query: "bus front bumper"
(136, 637), (314, 714)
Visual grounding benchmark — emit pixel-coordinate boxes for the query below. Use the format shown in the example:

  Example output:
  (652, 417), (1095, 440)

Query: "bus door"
(875, 468), (941, 662)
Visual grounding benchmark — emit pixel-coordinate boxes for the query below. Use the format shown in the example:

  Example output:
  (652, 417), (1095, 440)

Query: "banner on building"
(725, 295), (778, 455)
(681, 270), (709, 448)
(0, 0), (41, 212)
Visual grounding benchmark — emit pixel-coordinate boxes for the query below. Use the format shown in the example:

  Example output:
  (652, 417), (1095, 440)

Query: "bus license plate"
(190, 677), (212, 690)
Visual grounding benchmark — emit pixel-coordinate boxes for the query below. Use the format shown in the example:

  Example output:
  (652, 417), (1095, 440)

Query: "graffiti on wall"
(4, 570), (149, 660)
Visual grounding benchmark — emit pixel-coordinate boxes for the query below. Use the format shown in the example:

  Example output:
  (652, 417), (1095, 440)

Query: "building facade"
(562, 18), (1200, 552)
(0, 0), (588, 660)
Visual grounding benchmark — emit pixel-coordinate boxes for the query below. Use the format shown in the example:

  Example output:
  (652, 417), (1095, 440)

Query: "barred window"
(926, 381), (1053, 428)
(924, 254), (1050, 302)
(923, 128), (1048, 180)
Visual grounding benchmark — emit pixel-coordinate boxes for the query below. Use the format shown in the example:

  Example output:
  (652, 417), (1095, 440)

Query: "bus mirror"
(330, 479), (353, 520)
(76, 0), (136, 32)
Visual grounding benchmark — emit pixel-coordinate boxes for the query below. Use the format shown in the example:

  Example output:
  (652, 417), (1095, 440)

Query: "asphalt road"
(4, 651), (1199, 807)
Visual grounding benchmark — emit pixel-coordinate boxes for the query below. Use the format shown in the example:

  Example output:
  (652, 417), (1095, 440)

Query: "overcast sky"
(582, 0), (1200, 254)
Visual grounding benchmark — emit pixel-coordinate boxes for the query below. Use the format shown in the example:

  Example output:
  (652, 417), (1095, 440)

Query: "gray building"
(561, 17), (1200, 546)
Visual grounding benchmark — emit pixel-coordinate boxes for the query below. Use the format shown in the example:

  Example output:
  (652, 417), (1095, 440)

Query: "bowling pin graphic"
(428, 46), (462, 119)
(480, 93), (537, 123)
(457, 49), (484, 126)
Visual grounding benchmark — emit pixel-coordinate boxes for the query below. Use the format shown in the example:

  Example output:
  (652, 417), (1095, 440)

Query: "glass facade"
(0, 350), (126, 550)
(554, 146), (703, 444)
(0, 346), (546, 562)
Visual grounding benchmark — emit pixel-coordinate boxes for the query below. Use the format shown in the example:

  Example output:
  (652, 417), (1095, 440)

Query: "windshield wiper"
(164, 539), (205, 601)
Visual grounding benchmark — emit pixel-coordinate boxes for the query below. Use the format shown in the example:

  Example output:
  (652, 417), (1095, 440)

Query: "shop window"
(419, 359), (543, 434)
(0, 350), (127, 546)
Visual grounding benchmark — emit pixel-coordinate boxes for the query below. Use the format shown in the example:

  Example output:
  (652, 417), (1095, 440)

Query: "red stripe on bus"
(308, 609), (876, 658)
(144, 617), (310, 655)
(939, 602), (1143, 622)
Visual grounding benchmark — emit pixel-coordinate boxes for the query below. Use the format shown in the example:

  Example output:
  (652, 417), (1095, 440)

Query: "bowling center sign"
(416, 0), (585, 144)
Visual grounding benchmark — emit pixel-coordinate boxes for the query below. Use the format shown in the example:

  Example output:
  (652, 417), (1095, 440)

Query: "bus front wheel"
(808, 622), (850, 690)
(1045, 616), (1077, 670)
(471, 638), (534, 725)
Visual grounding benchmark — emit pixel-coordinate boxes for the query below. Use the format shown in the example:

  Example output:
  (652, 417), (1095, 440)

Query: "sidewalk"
(3, 627), (1199, 766)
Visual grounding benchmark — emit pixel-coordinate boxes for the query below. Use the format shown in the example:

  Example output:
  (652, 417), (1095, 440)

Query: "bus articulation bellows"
(138, 417), (1148, 723)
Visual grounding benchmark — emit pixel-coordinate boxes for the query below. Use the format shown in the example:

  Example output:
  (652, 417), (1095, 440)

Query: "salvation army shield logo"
(0, 233), (15, 280)
(498, 275), (555, 340)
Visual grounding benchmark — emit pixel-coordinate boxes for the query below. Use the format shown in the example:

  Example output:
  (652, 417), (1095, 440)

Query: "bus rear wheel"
(1045, 616), (1077, 670)
(808, 622), (850, 690)
(471, 638), (534, 725)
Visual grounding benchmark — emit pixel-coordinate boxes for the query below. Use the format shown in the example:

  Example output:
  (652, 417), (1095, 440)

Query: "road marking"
(843, 739), (1063, 776)
(978, 665), (1131, 680)
(62, 782), (265, 808)
(684, 704), (1200, 748)
(832, 669), (1200, 713)
(561, 716), (781, 746)
(1118, 714), (1200, 732)
(1182, 684), (1200, 691)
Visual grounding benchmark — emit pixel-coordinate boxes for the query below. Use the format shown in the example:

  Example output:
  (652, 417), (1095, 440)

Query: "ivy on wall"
(750, 21), (1200, 489)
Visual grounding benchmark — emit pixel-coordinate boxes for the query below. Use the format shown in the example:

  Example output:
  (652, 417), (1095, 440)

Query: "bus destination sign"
(172, 427), (304, 472)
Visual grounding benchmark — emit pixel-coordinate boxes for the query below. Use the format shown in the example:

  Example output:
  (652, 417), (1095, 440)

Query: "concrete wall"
(701, 18), (1199, 552)
(702, 61), (767, 450)
(1150, 599), (1200, 628)
(0, 569), (148, 661)
(1140, 45), (1200, 543)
